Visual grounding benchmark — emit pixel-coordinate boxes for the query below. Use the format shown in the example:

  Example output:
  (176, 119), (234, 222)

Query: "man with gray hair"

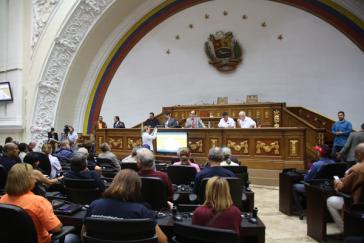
(98, 142), (121, 171)
(193, 147), (235, 193)
(137, 148), (173, 198)
(220, 147), (239, 166)
(121, 146), (140, 163)
(64, 152), (105, 191)
(237, 111), (256, 128)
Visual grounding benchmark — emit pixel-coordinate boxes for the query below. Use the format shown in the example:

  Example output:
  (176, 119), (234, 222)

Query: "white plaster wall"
(100, 0), (364, 129)
(0, 0), (24, 143)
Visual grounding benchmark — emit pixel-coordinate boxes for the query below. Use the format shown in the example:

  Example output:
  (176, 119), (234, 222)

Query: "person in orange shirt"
(0, 163), (79, 243)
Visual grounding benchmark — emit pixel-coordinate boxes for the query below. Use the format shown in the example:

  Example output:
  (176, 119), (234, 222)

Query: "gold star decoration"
(261, 22), (267, 27)
(188, 24), (194, 29)
(242, 14), (247, 20)
(166, 49), (170, 54)
(175, 35), (180, 40)
(223, 10), (228, 16)
(204, 14), (209, 19)
(278, 34), (283, 40)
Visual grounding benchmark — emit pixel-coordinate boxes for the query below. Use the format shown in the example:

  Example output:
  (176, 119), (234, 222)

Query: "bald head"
(4, 143), (19, 158)
(136, 148), (155, 169)
(355, 143), (364, 163)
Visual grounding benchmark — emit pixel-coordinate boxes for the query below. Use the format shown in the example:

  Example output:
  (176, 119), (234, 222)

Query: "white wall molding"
(31, 0), (61, 53)
(30, 0), (115, 146)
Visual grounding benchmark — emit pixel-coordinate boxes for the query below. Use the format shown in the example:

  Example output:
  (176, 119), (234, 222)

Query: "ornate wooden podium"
(93, 102), (334, 171)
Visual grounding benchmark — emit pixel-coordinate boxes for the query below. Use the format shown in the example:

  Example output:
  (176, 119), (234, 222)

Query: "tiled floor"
(251, 185), (342, 243)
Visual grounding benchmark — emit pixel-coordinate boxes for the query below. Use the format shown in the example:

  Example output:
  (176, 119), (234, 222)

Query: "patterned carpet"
(251, 185), (342, 243)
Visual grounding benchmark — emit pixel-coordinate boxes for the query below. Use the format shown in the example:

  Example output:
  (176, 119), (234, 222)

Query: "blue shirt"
(65, 170), (106, 191)
(332, 120), (352, 147)
(55, 148), (73, 161)
(85, 198), (156, 224)
(194, 166), (235, 193)
(304, 157), (335, 182)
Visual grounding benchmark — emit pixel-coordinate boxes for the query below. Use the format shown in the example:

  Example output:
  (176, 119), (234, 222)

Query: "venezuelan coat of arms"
(205, 31), (242, 72)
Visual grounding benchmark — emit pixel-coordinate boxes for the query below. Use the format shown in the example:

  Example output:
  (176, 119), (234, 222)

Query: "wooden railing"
(282, 108), (326, 162)
(287, 106), (335, 143)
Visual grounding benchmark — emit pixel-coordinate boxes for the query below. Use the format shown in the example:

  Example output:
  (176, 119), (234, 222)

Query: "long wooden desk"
(95, 128), (306, 170)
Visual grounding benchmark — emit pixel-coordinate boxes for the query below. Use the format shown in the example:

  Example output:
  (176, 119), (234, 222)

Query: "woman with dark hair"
(192, 176), (242, 234)
(18, 142), (28, 162)
(83, 169), (167, 243)
(23, 152), (62, 195)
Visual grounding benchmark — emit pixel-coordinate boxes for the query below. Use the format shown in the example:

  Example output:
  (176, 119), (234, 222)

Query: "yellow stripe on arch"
(83, 0), (176, 134)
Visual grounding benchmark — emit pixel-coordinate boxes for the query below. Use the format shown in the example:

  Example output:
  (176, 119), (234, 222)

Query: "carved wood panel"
(255, 139), (280, 155)
(227, 139), (249, 154)
(107, 137), (123, 150)
(188, 138), (204, 153)
(127, 137), (142, 149)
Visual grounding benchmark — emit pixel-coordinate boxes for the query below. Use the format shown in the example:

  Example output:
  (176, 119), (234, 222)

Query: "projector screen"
(0, 82), (13, 101)
(156, 131), (188, 153)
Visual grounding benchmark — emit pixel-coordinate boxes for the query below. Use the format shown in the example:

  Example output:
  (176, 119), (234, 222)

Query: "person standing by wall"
(332, 111), (352, 161)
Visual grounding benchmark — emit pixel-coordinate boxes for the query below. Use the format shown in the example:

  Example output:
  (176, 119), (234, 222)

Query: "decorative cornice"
(31, 0), (60, 51)
(30, 0), (114, 145)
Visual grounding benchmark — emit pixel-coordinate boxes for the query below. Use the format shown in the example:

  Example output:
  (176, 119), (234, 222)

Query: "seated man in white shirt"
(218, 112), (236, 128)
(220, 147), (239, 166)
(237, 111), (256, 128)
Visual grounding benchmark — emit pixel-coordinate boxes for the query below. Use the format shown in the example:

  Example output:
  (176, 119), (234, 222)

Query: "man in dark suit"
(163, 111), (179, 128)
(113, 116), (125, 128)
(0, 143), (20, 172)
(338, 123), (364, 167)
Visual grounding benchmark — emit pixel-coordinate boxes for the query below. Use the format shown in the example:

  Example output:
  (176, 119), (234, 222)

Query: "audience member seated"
(194, 147), (235, 193)
(142, 126), (158, 151)
(97, 143), (121, 171)
(144, 112), (160, 128)
(78, 147), (101, 173)
(42, 143), (62, 178)
(0, 163), (80, 243)
(192, 176), (242, 234)
(220, 147), (239, 166)
(82, 169), (167, 243)
(55, 140), (73, 161)
(28, 141), (37, 152)
(23, 153), (62, 195)
(18, 142), (28, 162)
(65, 152), (105, 192)
(327, 143), (364, 232)
(218, 112), (236, 128)
(121, 146), (140, 163)
(173, 147), (200, 172)
(137, 148), (173, 199)
(0, 143), (20, 172)
(4, 136), (13, 144)
(292, 144), (334, 219)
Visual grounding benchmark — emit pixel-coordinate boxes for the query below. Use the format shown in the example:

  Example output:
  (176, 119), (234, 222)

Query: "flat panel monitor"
(156, 130), (188, 154)
(0, 82), (13, 101)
